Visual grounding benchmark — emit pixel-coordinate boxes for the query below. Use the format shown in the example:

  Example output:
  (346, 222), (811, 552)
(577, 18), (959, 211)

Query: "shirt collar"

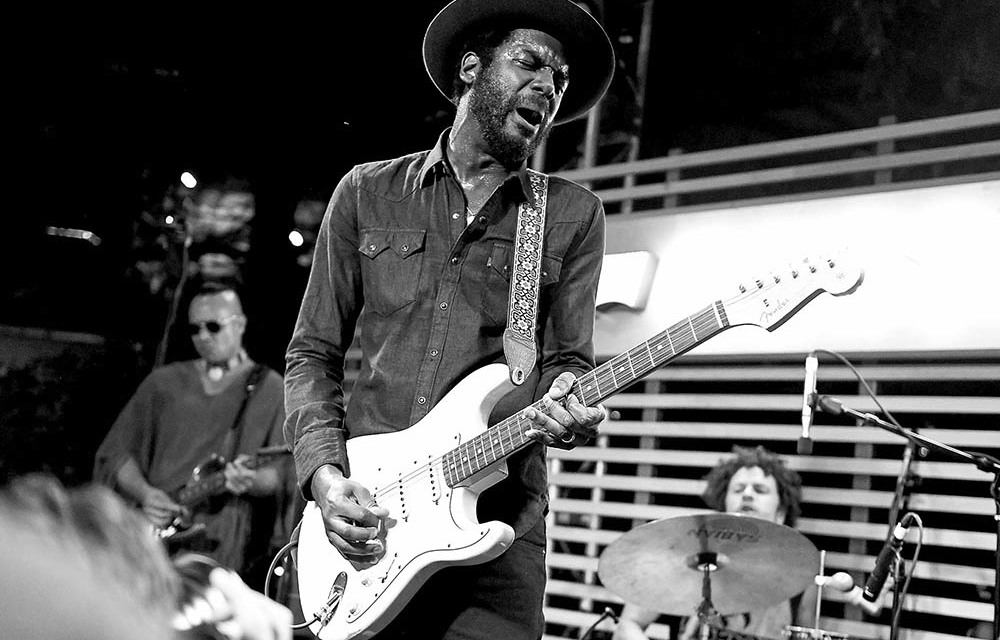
(418, 128), (533, 202)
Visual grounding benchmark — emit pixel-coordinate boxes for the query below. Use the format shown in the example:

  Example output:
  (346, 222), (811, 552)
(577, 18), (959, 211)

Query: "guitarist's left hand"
(523, 372), (607, 449)
(224, 456), (257, 495)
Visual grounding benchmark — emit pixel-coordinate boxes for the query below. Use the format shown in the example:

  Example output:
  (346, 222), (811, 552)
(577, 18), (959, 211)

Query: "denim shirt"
(284, 130), (605, 535)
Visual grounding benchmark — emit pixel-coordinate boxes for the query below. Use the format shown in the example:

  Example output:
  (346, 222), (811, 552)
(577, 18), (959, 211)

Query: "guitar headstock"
(724, 251), (864, 331)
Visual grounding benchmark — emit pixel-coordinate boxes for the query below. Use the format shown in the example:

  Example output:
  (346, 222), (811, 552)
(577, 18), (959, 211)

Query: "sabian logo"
(687, 526), (760, 543)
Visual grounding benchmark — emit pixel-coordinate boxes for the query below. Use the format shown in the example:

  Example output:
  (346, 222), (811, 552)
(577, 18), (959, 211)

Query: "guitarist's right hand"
(140, 486), (183, 527)
(310, 464), (390, 563)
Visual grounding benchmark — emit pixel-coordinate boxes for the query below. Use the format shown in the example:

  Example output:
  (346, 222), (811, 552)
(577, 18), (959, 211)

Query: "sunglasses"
(188, 315), (241, 336)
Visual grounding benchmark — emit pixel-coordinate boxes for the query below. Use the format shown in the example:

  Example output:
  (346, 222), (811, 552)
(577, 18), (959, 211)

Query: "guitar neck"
(442, 302), (729, 487)
(175, 447), (289, 506)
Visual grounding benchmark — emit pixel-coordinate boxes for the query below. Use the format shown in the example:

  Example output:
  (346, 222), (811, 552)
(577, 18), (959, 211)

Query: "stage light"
(165, 215), (175, 225)
(180, 171), (198, 188)
(288, 230), (305, 247)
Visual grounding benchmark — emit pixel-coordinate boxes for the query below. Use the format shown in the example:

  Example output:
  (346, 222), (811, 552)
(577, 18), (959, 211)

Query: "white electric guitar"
(296, 253), (864, 639)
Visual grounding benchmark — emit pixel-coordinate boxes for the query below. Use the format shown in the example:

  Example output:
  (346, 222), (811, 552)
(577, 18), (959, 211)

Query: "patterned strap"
(503, 170), (548, 385)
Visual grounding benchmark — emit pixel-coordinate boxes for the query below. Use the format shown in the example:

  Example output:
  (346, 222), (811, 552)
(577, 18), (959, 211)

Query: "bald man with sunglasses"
(95, 282), (291, 581)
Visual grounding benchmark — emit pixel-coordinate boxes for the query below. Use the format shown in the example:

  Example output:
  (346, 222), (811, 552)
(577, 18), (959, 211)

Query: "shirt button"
(452, 212), (461, 220)
(417, 396), (427, 405)
(439, 302), (448, 310)
(430, 349), (439, 357)
(401, 244), (409, 252)
(450, 257), (459, 265)
(369, 244), (377, 251)
(478, 216), (487, 224)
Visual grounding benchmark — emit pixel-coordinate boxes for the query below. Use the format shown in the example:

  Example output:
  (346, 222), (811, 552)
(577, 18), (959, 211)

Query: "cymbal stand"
(695, 553), (722, 640)
(814, 550), (826, 634)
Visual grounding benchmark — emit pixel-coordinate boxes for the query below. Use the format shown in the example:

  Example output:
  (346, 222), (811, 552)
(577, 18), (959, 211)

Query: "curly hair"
(700, 445), (803, 526)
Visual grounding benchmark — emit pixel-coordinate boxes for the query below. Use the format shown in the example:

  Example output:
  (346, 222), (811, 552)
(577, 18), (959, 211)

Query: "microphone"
(863, 516), (912, 602)
(798, 353), (819, 454)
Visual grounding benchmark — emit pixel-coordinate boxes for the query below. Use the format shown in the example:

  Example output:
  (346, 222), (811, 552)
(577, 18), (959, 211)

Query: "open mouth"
(515, 107), (544, 128)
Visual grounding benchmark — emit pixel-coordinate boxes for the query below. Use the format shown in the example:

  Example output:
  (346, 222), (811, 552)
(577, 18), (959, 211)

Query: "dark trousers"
(372, 517), (547, 640)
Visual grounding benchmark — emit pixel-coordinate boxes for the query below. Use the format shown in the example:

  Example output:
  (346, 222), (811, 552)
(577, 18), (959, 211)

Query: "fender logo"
(760, 297), (791, 326)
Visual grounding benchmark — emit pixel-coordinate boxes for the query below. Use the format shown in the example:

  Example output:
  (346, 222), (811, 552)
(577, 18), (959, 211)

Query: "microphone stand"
(887, 439), (918, 640)
(817, 396), (1000, 639)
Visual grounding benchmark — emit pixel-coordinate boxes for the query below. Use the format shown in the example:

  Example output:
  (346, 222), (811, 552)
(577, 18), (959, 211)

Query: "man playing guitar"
(95, 281), (290, 582)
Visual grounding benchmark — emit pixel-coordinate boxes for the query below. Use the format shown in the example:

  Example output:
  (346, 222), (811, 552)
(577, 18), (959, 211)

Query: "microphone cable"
(810, 348), (905, 431)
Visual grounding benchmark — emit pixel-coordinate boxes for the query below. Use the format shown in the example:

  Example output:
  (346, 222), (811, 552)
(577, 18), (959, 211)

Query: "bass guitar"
(296, 252), (864, 639)
(156, 444), (291, 542)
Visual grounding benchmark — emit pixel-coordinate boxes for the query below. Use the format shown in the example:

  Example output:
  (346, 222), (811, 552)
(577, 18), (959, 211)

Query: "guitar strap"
(503, 169), (548, 386)
(223, 363), (268, 461)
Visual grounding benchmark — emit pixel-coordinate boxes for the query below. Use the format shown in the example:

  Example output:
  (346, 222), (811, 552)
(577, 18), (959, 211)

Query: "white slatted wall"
(542, 354), (1000, 640)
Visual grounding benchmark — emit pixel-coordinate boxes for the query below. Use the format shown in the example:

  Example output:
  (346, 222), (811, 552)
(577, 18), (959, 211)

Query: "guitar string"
(365, 276), (811, 501)
(365, 272), (825, 501)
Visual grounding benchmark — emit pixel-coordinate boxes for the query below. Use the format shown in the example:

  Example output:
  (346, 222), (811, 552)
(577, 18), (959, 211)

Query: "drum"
(783, 625), (851, 640)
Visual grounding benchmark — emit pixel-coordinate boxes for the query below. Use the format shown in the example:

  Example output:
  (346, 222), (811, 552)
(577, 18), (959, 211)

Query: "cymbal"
(598, 511), (818, 616)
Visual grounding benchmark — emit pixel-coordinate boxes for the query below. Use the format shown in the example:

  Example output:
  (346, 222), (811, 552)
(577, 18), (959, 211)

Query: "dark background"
(9, 1), (999, 362)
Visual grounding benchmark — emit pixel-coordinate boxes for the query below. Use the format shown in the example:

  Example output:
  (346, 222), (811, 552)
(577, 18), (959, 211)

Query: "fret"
(643, 340), (656, 374)
(485, 426), (499, 465)
(662, 328), (675, 361)
(616, 353), (636, 387)
(624, 345), (641, 380)
(669, 317), (695, 353)
(473, 437), (487, 473)
(444, 450), (458, 486)
(460, 442), (473, 479)
(690, 308), (713, 341)
(686, 315), (698, 342)
(606, 357), (619, 391)
(577, 371), (599, 406)
(710, 300), (724, 328)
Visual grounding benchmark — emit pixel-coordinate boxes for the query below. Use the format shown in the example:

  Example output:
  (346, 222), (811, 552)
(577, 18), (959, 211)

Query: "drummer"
(613, 445), (814, 640)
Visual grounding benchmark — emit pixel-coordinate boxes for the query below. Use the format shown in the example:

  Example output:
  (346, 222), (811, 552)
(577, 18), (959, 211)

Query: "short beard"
(468, 69), (551, 169)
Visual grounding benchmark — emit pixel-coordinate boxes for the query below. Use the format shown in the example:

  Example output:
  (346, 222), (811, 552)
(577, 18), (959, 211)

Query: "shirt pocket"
(481, 242), (562, 326)
(358, 228), (427, 316)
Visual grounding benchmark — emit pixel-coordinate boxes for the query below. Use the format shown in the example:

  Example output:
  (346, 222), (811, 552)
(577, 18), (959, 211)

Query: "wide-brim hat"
(422, 0), (615, 125)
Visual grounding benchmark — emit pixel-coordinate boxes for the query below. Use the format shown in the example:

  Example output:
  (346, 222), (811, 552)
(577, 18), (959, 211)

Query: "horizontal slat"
(548, 551), (599, 573)
(822, 551), (995, 586)
(551, 498), (698, 521)
(550, 449), (996, 481)
(549, 525), (626, 547)
(551, 472), (702, 495)
(559, 109), (1000, 182)
(545, 578), (613, 602)
(549, 526), (996, 586)
(598, 422), (1000, 449)
(550, 503), (997, 550)
(822, 617), (968, 640)
(543, 607), (672, 640)
(593, 363), (1000, 382)
(590, 141), (1000, 201)
(603, 393), (1000, 414)
(797, 518), (997, 550)
(609, 172), (1000, 217)
(550, 472), (996, 515)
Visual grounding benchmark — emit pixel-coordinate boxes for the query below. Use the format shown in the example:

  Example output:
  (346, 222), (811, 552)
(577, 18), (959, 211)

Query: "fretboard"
(175, 447), (289, 506)
(442, 302), (729, 487)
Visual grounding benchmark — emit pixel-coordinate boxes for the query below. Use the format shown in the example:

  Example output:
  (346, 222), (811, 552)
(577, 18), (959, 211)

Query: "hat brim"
(422, 0), (615, 125)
